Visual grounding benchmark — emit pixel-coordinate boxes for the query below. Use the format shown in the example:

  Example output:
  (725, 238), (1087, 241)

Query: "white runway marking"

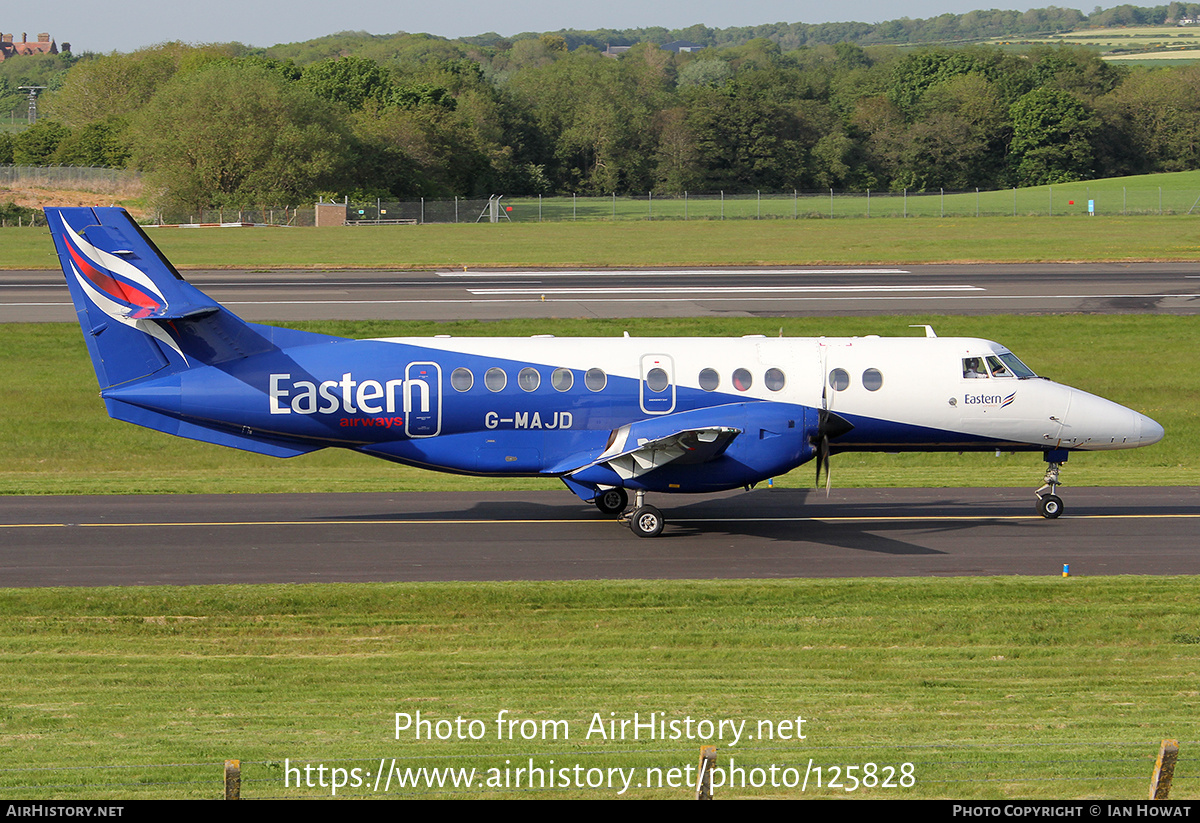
(466, 285), (984, 295)
(439, 268), (912, 277)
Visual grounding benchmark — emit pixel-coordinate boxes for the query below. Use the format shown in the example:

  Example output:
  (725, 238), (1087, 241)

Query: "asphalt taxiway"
(4, 262), (1200, 322)
(3, 487), (1197, 586)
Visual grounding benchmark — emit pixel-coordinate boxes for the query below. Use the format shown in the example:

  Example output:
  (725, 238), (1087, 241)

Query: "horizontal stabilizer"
(104, 398), (323, 459)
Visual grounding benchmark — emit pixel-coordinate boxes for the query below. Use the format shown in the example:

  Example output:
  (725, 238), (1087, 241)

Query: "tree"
(12, 121), (70, 165)
(129, 62), (352, 210)
(1009, 87), (1098, 186)
(300, 56), (391, 111)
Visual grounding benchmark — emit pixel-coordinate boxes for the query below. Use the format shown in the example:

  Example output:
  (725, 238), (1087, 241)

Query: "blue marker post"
(1062, 564), (1070, 578)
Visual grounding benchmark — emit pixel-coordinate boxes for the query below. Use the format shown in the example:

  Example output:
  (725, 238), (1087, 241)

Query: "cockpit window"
(963, 353), (1037, 379)
(995, 352), (1036, 378)
(985, 356), (1012, 377)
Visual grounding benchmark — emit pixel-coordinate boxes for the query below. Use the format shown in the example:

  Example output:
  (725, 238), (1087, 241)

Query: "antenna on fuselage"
(910, 324), (937, 338)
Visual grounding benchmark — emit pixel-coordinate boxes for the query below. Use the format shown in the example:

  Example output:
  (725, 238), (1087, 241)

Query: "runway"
(4, 262), (1200, 322)
(3, 487), (1197, 586)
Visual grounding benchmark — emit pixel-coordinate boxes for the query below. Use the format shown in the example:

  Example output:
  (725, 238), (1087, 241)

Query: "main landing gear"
(1035, 455), (1066, 519)
(597, 488), (664, 538)
(594, 487), (628, 515)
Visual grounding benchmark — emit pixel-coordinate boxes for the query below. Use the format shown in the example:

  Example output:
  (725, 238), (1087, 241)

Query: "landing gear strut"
(623, 490), (664, 538)
(1035, 452), (1067, 519)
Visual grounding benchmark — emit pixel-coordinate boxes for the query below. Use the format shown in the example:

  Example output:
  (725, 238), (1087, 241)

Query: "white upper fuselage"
(369, 334), (1163, 454)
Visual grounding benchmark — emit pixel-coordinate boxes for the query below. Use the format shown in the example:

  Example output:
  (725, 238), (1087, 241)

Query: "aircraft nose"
(1137, 412), (1165, 447)
(1060, 388), (1164, 450)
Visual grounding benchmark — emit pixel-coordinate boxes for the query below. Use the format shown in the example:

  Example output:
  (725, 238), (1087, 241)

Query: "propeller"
(812, 374), (855, 494)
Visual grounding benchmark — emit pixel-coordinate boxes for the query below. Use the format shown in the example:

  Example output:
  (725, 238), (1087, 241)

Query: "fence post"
(224, 759), (241, 800)
(720, 190), (724, 220)
(903, 188), (907, 218)
(696, 746), (717, 800)
(685, 191), (688, 220)
(867, 189), (870, 218)
(1149, 740), (1179, 800)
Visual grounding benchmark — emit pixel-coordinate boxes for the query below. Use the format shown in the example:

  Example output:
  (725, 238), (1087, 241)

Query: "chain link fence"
(151, 206), (314, 227)
(337, 186), (1200, 225)
(0, 164), (142, 194)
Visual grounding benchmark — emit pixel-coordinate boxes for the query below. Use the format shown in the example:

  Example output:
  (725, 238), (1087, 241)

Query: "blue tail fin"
(46, 207), (281, 389)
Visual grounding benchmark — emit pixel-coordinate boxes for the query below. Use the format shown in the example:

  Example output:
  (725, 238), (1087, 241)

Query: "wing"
(580, 423), (741, 481)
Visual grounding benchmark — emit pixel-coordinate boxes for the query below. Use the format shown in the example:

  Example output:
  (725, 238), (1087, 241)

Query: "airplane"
(45, 206), (1164, 537)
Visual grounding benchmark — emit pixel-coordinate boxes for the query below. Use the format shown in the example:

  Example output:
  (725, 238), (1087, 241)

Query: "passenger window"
(551, 368), (573, 391)
(645, 367), (669, 392)
(585, 368), (607, 391)
(518, 367), (540, 392)
(828, 368), (849, 391)
(451, 367), (473, 391)
(485, 367), (507, 392)
(962, 358), (987, 379)
(732, 368), (753, 391)
(699, 368), (720, 391)
(862, 368), (883, 391)
(764, 368), (785, 392)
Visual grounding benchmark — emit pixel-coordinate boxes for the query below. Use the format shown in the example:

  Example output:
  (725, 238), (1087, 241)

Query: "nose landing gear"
(1035, 451), (1068, 519)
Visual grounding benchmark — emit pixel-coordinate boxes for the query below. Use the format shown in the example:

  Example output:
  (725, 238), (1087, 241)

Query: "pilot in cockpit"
(963, 357), (986, 378)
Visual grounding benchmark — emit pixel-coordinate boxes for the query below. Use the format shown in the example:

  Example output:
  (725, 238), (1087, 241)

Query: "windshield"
(993, 351), (1036, 378)
(962, 352), (1037, 379)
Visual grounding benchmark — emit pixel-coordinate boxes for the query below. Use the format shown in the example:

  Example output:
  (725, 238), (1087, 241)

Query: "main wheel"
(595, 488), (628, 515)
(629, 505), (664, 538)
(1037, 494), (1064, 519)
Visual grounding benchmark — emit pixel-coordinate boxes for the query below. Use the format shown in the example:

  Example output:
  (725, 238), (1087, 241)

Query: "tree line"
(3, 25), (1200, 211)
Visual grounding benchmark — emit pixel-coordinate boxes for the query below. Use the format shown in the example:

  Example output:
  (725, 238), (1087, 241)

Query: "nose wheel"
(1035, 460), (1064, 519)
(1036, 493), (1063, 519)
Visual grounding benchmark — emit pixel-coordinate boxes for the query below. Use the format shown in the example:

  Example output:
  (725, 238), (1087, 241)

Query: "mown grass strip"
(0, 577), (1197, 799)
(8, 212), (1200, 270)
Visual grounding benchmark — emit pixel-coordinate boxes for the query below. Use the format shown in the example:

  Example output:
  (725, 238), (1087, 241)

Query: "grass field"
(507, 171), (1200, 221)
(1, 578), (1197, 799)
(988, 24), (1200, 61)
(0, 314), (1191, 495)
(8, 213), (1200, 271)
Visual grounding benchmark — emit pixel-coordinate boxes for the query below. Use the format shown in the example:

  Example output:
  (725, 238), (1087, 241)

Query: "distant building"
(602, 40), (704, 58)
(660, 40), (704, 53)
(0, 32), (63, 61)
